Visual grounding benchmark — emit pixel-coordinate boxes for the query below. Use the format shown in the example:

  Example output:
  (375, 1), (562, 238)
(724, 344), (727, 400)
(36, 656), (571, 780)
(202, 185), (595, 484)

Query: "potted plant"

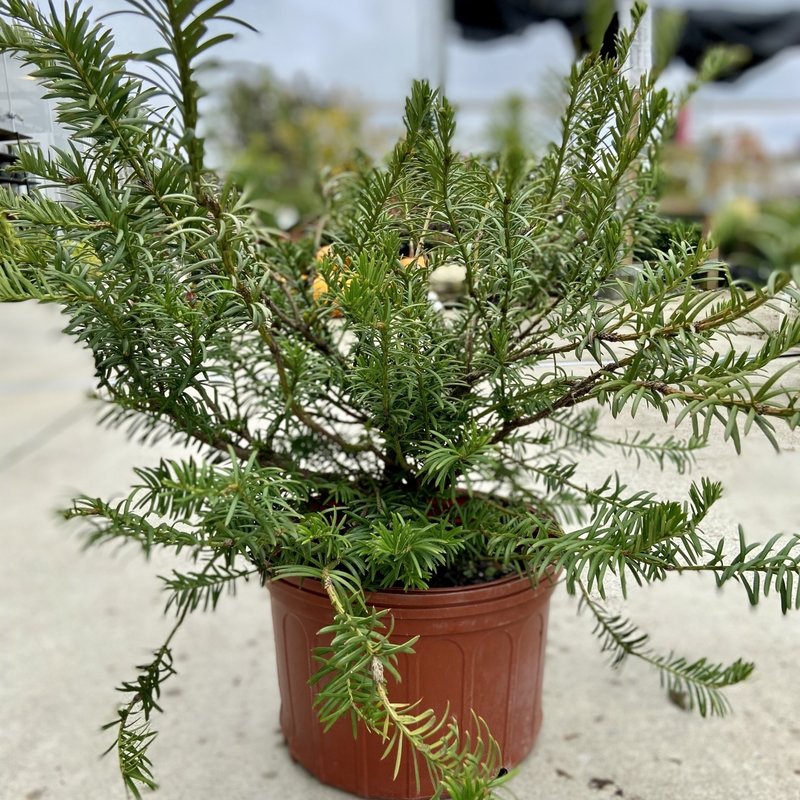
(1, 1), (799, 799)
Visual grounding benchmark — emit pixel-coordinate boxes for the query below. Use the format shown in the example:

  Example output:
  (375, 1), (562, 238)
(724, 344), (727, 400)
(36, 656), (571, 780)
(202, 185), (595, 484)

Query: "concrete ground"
(1, 302), (799, 800)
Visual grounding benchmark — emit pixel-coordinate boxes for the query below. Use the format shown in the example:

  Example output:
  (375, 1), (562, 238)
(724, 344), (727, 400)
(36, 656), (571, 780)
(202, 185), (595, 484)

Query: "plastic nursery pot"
(268, 572), (556, 800)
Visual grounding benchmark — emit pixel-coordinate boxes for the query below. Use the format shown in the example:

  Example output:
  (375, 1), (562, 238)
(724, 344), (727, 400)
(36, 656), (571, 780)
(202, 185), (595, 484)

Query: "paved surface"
(2, 302), (800, 800)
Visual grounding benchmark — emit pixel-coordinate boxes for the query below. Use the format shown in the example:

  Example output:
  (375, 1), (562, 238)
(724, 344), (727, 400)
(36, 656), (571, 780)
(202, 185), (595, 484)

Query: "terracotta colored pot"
(268, 573), (556, 799)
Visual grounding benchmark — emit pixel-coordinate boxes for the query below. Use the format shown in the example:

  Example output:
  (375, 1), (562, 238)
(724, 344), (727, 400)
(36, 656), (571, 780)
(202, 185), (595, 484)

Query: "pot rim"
(269, 570), (556, 610)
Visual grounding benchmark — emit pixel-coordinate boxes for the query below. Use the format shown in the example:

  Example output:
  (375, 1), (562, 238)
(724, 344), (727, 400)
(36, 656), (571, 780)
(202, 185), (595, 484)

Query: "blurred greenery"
(712, 197), (800, 283)
(486, 94), (531, 186)
(216, 69), (366, 229)
(634, 215), (704, 265)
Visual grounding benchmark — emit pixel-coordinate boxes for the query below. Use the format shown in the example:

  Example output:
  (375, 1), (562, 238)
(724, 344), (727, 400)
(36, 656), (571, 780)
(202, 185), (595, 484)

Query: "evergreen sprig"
(581, 590), (755, 717)
(102, 608), (186, 800)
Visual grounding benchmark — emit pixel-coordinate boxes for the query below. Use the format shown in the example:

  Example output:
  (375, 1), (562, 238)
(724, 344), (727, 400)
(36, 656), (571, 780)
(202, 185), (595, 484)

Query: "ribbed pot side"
(268, 573), (556, 800)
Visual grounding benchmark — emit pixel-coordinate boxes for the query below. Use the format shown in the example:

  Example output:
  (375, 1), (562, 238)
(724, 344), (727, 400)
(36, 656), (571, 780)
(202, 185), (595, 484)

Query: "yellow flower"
(312, 273), (329, 302)
(400, 254), (427, 269)
(315, 244), (333, 263)
(312, 244), (347, 316)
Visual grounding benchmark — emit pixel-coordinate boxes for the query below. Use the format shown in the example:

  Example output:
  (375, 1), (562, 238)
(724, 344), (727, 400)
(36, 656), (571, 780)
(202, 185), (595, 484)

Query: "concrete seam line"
(0, 400), (93, 473)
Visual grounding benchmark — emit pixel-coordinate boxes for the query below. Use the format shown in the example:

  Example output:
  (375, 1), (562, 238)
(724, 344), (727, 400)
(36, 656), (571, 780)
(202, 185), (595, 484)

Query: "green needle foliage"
(1, 1), (800, 798)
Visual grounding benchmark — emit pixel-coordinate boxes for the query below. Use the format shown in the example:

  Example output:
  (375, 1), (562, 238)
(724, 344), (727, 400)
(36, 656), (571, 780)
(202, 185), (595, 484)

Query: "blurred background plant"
(710, 197), (800, 284)
(214, 69), (368, 230)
